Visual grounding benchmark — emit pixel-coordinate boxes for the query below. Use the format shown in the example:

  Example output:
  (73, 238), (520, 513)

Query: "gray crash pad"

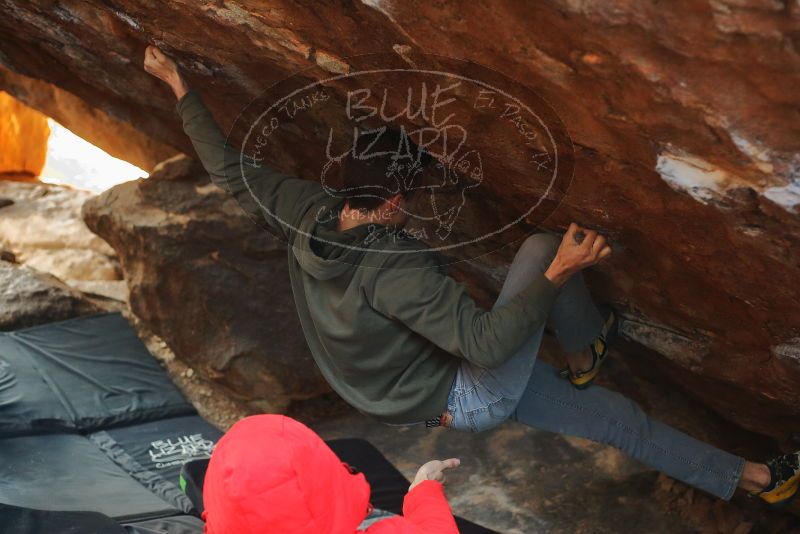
(0, 433), (179, 521)
(0, 313), (194, 436)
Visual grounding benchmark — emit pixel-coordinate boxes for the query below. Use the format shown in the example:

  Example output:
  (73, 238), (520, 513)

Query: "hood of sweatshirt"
(291, 197), (387, 280)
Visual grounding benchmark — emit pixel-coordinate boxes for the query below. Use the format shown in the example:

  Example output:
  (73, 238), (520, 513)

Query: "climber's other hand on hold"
(409, 458), (461, 491)
(544, 223), (612, 287)
(144, 45), (189, 100)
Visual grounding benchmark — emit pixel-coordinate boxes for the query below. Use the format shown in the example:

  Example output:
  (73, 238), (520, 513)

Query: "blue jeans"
(444, 233), (745, 500)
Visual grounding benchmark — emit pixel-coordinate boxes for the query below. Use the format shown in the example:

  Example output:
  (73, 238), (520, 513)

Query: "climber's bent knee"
(515, 233), (560, 271)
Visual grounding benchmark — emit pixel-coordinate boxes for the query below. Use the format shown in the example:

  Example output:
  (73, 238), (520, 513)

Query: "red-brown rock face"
(2, 1), (798, 444)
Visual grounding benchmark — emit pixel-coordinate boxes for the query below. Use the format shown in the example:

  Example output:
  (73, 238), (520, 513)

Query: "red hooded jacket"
(203, 415), (460, 534)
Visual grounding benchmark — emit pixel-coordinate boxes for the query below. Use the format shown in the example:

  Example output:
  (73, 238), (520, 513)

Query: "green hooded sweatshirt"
(176, 91), (559, 424)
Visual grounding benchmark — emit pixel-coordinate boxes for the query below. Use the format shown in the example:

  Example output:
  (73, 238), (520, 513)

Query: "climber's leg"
(442, 233), (605, 433)
(493, 233), (605, 355)
(439, 234), (758, 502)
(509, 359), (746, 500)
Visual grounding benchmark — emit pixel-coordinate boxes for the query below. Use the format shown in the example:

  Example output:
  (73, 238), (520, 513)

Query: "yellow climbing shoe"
(561, 309), (618, 390)
(753, 450), (800, 508)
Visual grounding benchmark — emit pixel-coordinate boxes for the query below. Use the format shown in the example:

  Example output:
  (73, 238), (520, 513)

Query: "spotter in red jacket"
(203, 414), (460, 534)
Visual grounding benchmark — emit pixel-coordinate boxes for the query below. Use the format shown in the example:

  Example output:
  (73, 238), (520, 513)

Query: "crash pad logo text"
(148, 433), (215, 469)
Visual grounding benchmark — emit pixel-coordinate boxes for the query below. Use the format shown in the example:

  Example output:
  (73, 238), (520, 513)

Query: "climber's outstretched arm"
(144, 45), (321, 239)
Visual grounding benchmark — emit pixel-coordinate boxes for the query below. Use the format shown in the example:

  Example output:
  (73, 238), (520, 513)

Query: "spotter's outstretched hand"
(410, 458), (461, 490)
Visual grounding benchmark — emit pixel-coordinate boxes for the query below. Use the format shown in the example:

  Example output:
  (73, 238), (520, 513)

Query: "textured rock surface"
(0, 180), (126, 301)
(0, 66), (177, 171)
(0, 91), (49, 176)
(82, 156), (329, 413)
(0, 260), (102, 330)
(2, 0), (799, 445)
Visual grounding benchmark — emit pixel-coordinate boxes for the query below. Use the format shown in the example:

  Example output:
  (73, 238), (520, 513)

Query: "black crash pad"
(0, 313), (194, 436)
(90, 415), (224, 514)
(327, 438), (410, 516)
(0, 502), (126, 534)
(122, 515), (205, 534)
(0, 504), (205, 534)
(0, 433), (179, 521)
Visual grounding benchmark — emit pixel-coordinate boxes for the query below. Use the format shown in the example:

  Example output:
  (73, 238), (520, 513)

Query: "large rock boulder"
(82, 156), (328, 413)
(0, 91), (49, 176)
(3, 0), (799, 444)
(0, 180), (126, 301)
(0, 260), (102, 331)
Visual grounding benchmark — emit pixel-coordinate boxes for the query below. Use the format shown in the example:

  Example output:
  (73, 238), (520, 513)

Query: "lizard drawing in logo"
(319, 126), (484, 242)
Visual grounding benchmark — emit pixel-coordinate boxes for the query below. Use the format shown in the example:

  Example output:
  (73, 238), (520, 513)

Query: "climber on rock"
(145, 45), (800, 509)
